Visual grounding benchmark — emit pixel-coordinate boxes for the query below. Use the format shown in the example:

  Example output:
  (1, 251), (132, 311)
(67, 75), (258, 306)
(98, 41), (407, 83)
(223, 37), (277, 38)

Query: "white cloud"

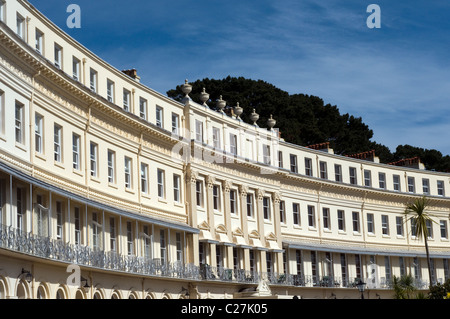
(85, 0), (450, 155)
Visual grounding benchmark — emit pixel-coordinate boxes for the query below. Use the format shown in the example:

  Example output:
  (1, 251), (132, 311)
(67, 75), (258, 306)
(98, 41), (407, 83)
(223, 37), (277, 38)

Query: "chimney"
(387, 157), (425, 170)
(306, 142), (334, 154)
(122, 69), (140, 82)
(346, 150), (379, 163)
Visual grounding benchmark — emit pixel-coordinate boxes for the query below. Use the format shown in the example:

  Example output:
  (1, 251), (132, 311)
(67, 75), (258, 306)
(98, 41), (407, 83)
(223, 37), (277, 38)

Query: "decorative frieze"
(34, 80), (87, 118)
(0, 44), (33, 85)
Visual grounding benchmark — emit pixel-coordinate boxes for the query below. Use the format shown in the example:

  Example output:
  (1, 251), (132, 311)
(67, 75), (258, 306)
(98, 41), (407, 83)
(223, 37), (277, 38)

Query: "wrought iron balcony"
(0, 223), (201, 281)
(0, 223), (429, 290)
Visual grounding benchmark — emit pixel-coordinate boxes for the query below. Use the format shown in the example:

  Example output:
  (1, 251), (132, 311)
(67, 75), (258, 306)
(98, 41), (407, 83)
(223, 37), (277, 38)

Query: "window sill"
(108, 182), (118, 189)
(35, 152), (46, 161)
(158, 197), (168, 204)
(73, 168), (83, 177)
(15, 142), (27, 152)
(141, 193), (151, 200)
(174, 201), (184, 208)
(54, 161), (64, 169)
(90, 176), (101, 184)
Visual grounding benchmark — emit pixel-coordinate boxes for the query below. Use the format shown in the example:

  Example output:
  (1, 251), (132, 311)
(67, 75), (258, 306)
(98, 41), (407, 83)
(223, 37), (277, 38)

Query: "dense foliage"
(428, 279), (450, 299)
(167, 76), (450, 172)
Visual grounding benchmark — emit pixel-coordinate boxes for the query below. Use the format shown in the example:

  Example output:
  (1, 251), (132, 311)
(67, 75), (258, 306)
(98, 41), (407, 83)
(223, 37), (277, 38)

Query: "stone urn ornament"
(234, 102), (243, 119)
(267, 114), (276, 130)
(216, 95), (226, 113)
(199, 87), (210, 106)
(250, 108), (259, 126)
(181, 79), (192, 102)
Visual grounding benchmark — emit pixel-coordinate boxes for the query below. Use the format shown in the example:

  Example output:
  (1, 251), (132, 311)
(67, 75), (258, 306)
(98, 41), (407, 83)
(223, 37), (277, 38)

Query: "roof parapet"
(388, 156), (425, 170)
(346, 150), (379, 163)
(307, 142), (334, 154)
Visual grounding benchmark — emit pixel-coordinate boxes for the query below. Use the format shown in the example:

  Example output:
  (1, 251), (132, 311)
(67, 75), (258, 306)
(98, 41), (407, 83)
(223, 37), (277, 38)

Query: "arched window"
(16, 280), (28, 299)
(128, 293), (136, 299)
(75, 289), (84, 299)
(145, 292), (155, 299)
(93, 291), (102, 299)
(111, 292), (119, 299)
(37, 285), (47, 299)
(0, 279), (7, 299)
(56, 288), (65, 299)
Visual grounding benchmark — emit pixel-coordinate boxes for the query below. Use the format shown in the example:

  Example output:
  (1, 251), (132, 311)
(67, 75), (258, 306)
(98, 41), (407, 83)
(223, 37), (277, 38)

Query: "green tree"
(167, 76), (376, 155)
(428, 281), (447, 299)
(403, 196), (435, 287)
(167, 77), (450, 171)
(394, 145), (450, 172)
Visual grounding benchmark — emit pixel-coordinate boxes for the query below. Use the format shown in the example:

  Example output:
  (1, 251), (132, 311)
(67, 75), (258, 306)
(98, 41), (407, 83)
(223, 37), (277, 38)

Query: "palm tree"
(404, 196), (435, 287)
(392, 274), (417, 299)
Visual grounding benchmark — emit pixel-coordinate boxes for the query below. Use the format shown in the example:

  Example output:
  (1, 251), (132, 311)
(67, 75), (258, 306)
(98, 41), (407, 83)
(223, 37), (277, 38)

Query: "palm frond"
(404, 196), (436, 239)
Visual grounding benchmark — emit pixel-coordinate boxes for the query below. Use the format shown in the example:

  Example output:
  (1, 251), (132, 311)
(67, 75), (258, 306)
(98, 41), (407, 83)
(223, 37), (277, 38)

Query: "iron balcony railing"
(0, 223), (430, 289)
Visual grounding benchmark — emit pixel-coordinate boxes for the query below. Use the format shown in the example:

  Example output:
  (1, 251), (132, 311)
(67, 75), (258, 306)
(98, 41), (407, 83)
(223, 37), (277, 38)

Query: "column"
(185, 165), (199, 265)
(271, 191), (284, 274)
(238, 185), (249, 239)
(221, 180), (233, 240)
(205, 175), (216, 239)
(244, 248), (250, 272)
(255, 188), (266, 246)
(205, 175), (217, 268)
(222, 180), (234, 269)
(255, 188), (266, 273)
(238, 185), (250, 271)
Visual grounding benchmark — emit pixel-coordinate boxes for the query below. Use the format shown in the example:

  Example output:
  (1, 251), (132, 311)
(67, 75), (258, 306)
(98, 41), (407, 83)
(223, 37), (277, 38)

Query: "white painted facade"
(0, 0), (449, 299)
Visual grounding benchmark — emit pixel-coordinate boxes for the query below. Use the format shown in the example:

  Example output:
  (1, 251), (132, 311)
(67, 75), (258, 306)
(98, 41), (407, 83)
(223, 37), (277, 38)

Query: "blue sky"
(29, 0), (450, 156)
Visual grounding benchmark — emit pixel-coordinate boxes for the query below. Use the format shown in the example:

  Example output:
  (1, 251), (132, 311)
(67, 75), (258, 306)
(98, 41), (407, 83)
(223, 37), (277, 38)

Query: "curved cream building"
(0, 0), (449, 300)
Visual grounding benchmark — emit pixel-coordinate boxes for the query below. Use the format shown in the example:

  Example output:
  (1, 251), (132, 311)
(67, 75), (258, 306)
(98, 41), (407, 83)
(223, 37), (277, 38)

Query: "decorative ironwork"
(0, 223), (422, 289)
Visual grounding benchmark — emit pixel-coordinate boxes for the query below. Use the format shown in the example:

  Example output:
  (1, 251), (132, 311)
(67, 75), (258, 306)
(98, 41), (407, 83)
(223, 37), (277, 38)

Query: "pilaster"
(205, 174), (216, 239)
(271, 191), (284, 273)
(185, 165), (199, 265)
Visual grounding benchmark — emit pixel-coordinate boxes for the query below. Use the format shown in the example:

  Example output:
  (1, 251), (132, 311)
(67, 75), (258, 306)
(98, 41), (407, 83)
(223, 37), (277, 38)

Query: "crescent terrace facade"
(0, 0), (449, 299)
